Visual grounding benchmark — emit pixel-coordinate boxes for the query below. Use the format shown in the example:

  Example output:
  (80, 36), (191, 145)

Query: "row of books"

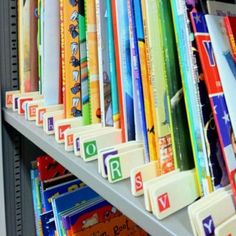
(31, 155), (147, 236)
(6, 0), (236, 234)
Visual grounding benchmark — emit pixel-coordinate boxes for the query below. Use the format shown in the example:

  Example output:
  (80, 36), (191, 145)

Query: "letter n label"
(202, 215), (215, 236)
(84, 140), (98, 159)
(157, 193), (170, 212)
(109, 157), (122, 182)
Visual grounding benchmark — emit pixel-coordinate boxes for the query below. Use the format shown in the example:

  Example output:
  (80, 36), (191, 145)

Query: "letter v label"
(157, 193), (170, 212)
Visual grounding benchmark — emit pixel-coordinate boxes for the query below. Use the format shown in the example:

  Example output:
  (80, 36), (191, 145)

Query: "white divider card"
(64, 124), (102, 152)
(80, 129), (123, 162)
(106, 148), (146, 183)
(143, 170), (180, 212)
(194, 192), (235, 236)
(24, 100), (44, 121)
(12, 91), (40, 111)
(35, 104), (63, 126)
(215, 214), (236, 236)
(73, 127), (116, 157)
(17, 94), (44, 115)
(43, 110), (65, 135)
(188, 186), (231, 236)
(98, 141), (143, 178)
(5, 90), (20, 108)
(54, 117), (84, 144)
(130, 161), (159, 197)
(149, 170), (199, 220)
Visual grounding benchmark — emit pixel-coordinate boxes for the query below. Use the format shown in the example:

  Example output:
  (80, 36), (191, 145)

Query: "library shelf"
(3, 108), (193, 236)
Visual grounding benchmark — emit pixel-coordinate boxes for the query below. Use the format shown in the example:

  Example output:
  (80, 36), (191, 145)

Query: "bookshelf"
(3, 108), (193, 236)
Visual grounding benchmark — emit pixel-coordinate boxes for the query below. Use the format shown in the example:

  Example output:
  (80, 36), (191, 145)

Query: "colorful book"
(18, 0), (39, 93)
(115, 0), (135, 141)
(127, 0), (149, 162)
(85, 0), (101, 124)
(96, 0), (113, 127)
(224, 16), (236, 62)
(106, 0), (120, 129)
(144, 0), (175, 174)
(36, 155), (69, 181)
(139, 0), (160, 162)
(170, 0), (212, 195)
(159, 0), (194, 171)
(206, 14), (236, 200)
(40, 210), (56, 236)
(78, 0), (90, 125)
(52, 186), (99, 236)
(60, 0), (82, 118)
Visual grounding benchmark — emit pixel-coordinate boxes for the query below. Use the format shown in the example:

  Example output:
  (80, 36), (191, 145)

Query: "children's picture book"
(170, 0), (212, 195)
(128, 0), (149, 162)
(159, 0), (194, 171)
(40, 210), (56, 236)
(85, 0), (101, 124)
(37, 155), (69, 181)
(224, 16), (236, 62)
(96, 0), (113, 127)
(207, 0), (236, 16)
(18, 0), (39, 93)
(60, 0), (82, 118)
(206, 14), (236, 200)
(115, 0), (135, 141)
(51, 186), (99, 236)
(106, 0), (120, 129)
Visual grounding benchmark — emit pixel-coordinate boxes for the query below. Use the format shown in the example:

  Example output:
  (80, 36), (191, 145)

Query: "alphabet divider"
(43, 110), (64, 135)
(24, 99), (44, 121)
(35, 104), (64, 126)
(215, 214), (236, 236)
(54, 117), (84, 144)
(64, 124), (102, 152)
(5, 90), (20, 108)
(98, 141), (143, 178)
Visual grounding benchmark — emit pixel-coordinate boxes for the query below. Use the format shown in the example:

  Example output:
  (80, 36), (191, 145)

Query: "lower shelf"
(3, 108), (193, 236)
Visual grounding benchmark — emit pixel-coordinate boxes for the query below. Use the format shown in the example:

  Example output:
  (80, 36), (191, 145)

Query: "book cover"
(40, 210), (56, 236)
(61, 0), (82, 118)
(96, 0), (113, 127)
(115, 0), (135, 141)
(207, 0), (236, 16)
(159, 0), (194, 171)
(52, 186), (99, 236)
(170, 0), (212, 195)
(224, 16), (236, 62)
(36, 155), (69, 181)
(206, 14), (236, 200)
(78, 0), (90, 125)
(144, 0), (175, 174)
(106, 0), (120, 129)
(190, 10), (231, 190)
(85, 0), (101, 124)
(139, 0), (160, 163)
(42, 179), (85, 212)
(127, 0), (149, 162)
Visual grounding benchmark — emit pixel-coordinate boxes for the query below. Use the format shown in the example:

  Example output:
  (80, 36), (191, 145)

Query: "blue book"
(51, 186), (99, 236)
(40, 210), (56, 236)
(115, 0), (135, 141)
(42, 178), (84, 211)
(127, 0), (149, 162)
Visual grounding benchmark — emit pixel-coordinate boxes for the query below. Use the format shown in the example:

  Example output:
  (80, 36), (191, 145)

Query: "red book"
(224, 16), (236, 62)
(37, 155), (69, 181)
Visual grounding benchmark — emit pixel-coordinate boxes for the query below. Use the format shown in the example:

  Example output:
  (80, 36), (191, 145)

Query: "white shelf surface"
(3, 108), (193, 236)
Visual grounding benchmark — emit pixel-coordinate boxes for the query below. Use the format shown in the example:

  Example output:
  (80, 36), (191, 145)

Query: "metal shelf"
(3, 108), (193, 236)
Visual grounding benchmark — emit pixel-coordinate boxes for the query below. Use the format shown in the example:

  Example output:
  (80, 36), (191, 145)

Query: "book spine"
(140, 0), (160, 165)
(224, 17), (236, 62)
(85, 0), (101, 124)
(106, 0), (120, 129)
(128, 0), (150, 162)
(111, 0), (126, 141)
